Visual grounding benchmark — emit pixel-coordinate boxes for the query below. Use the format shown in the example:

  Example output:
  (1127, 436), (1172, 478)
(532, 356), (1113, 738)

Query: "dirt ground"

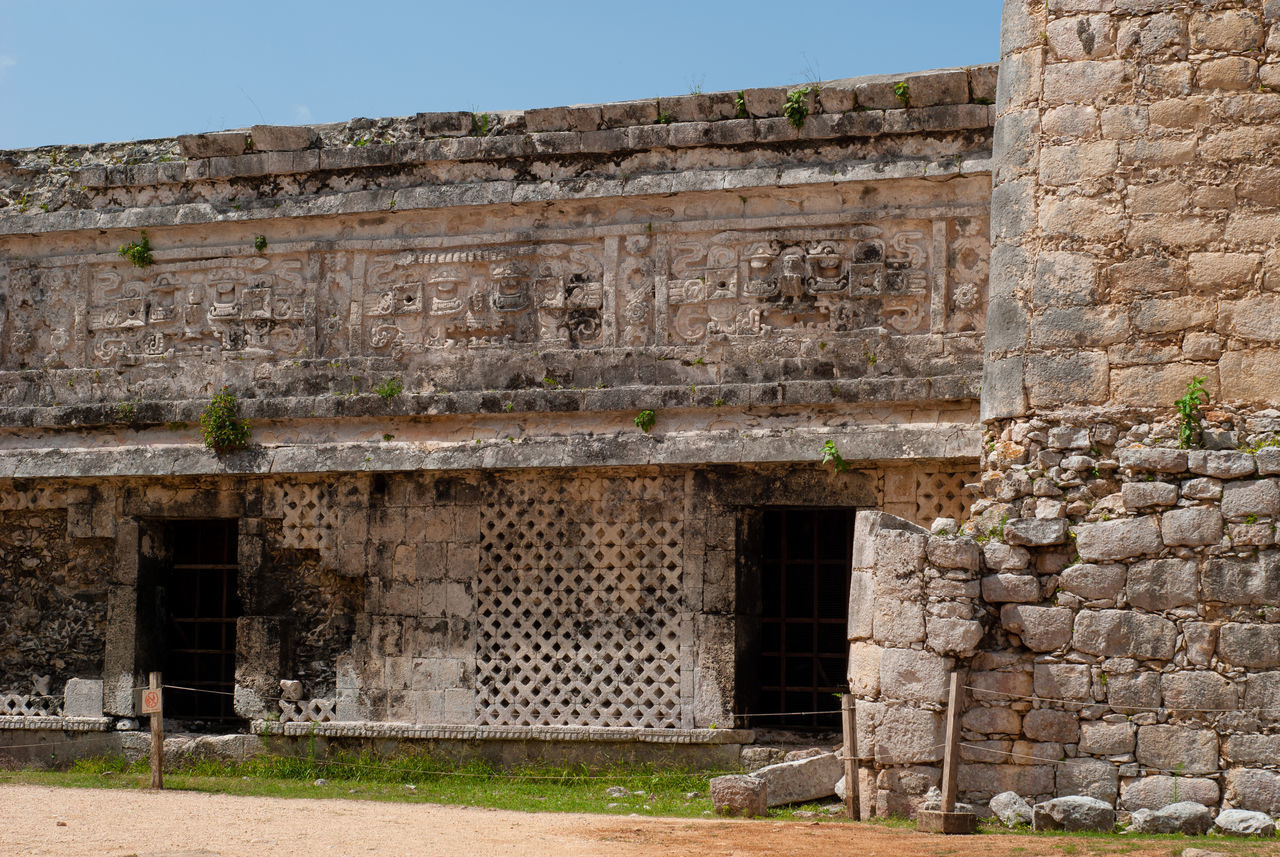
(3, 783), (1277, 857)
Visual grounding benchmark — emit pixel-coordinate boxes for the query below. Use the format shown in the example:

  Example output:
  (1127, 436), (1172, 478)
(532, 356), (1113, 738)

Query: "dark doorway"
(738, 508), (855, 731)
(159, 520), (241, 724)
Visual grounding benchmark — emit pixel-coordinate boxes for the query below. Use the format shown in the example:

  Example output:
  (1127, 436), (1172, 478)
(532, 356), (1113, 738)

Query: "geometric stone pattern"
(281, 483), (332, 551)
(476, 475), (684, 728)
(916, 468), (977, 525)
(0, 693), (61, 717)
(278, 698), (336, 723)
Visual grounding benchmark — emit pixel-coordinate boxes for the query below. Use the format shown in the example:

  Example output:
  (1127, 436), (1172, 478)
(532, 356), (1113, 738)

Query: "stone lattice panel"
(281, 483), (332, 550)
(916, 468), (978, 525)
(0, 693), (61, 717)
(278, 698), (336, 723)
(476, 476), (684, 728)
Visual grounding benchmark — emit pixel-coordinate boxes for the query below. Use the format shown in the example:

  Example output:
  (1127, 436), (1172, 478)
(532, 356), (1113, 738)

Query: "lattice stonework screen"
(916, 468), (979, 524)
(476, 475), (685, 728)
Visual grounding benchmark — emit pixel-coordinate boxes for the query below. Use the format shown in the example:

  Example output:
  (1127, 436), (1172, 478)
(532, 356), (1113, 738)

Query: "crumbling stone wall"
(871, 0), (1280, 819)
(0, 486), (112, 697)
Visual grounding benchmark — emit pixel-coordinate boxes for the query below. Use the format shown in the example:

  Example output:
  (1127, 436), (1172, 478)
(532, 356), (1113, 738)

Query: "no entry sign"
(141, 688), (162, 714)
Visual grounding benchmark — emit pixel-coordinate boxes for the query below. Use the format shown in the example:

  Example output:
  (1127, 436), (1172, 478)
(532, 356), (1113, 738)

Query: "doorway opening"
(738, 508), (855, 731)
(158, 519), (241, 725)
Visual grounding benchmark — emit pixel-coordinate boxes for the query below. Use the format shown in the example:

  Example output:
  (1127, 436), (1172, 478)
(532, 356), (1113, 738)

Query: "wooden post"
(841, 694), (860, 820)
(917, 670), (974, 834)
(940, 670), (963, 813)
(148, 672), (164, 790)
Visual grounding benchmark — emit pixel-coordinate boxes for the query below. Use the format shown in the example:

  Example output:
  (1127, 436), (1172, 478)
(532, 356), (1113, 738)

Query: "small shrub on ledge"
(200, 387), (251, 454)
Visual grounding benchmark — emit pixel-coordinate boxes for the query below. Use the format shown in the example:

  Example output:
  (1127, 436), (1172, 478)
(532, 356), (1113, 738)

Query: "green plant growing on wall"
(735, 91), (749, 119)
(200, 387), (251, 454)
(784, 86), (815, 129)
(117, 232), (154, 268)
(115, 402), (136, 424)
(374, 377), (403, 400)
(634, 409), (657, 433)
(475, 113), (492, 136)
(1175, 375), (1208, 449)
(893, 80), (911, 107)
(253, 234), (268, 253)
(821, 439), (850, 474)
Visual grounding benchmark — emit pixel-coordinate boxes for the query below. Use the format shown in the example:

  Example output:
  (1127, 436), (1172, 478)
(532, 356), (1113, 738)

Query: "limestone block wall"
(988, 0), (1280, 418)
(847, 511), (986, 818)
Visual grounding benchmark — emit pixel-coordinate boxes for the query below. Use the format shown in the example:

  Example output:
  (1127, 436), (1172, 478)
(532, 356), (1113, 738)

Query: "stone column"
(977, 0), (1280, 815)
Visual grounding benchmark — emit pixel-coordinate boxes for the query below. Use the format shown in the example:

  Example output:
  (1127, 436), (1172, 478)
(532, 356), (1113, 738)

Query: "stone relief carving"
(662, 222), (936, 344)
(86, 256), (314, 366)
(947, 217), (989, 334)
(1, 219), (987, 370)
(363, 243), (604, 350)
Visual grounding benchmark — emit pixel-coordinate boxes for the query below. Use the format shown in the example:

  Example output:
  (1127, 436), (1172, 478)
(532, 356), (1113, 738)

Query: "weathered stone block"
(1204, 553), (1280, 605)
(1060, 562), (1125, 600)
(1121, 481), (1177, 511)
(1128, 801), (1213, 835)
(869, 529), (928, 598)
(752, 752), (841, 807)
(982, 573), (1040, 603)
(1034, 663), (1091, 701)
(1107, 670), (1162, 712)
(1161, 507), (1223, 547)
(847, 641), (882, 696)
(251, 124), (321, 150)
(926, 617), (984, 657)
(881, 648), (952, 704)
(962, 705), (1022, 736)
(1223, 479), (1280, 521)
(178, 132), (248, 158)
(873, 707), (944, 764)
(1005, 518), (1068, 546)
(1215, 806), (1277, 836)
(1120, 775), (1219, 810)
(1188, 450), (1257, 479)
(1002, 604), (1073, 652)
(1226, 733), (1280, 766)
(1161, 670), (1238, 712)
(1225, 769), (1280, 816)
(1026, 351), (1109, 409)
(958, 763), (1055, 800)
(1024, 708), (1079, 743)
(926, 536), (980, 570)
(711, 775), (767, 817)
(1125, 558), (1198, 610)
(1073, 610), (1176, 660)
(970, 669), (1034, 700)
(1117, 448), (1187, 473)
(1075, 516), (1163, 561)
(62, 678), (104, 718)
(1136, 725), (1219, 774)
(983, 542), (1031, 571)
(874, 599), (926, 646)
(1219, 623), (1280, 668)
(1033, 796), (1116, 832)
(1080, 720), (1134, 755)
(1057, 757), (1118, 804)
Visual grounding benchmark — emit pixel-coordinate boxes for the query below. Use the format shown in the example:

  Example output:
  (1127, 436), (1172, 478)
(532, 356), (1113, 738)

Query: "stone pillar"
(976, 0), (1280, 814)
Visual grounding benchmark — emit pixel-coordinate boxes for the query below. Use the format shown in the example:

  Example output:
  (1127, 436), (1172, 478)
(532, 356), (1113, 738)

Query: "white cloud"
(0, 55), (16, 75)
(292, 104), (312, 123)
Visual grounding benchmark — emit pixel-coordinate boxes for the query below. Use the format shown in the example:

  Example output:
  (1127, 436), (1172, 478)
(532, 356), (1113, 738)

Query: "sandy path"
(3, 783), (1275, 857)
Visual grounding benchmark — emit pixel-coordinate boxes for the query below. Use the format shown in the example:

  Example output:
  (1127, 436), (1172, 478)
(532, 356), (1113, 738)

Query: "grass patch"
(0, 753), (730, 818)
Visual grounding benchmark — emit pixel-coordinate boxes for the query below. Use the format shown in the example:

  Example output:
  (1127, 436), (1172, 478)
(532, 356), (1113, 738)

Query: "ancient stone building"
(5, 0), (1280, 821)
(0, 65), (991, 766)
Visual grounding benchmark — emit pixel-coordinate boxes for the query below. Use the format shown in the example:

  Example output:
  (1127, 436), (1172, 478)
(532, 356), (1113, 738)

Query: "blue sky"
(0, 1), (1003, 150)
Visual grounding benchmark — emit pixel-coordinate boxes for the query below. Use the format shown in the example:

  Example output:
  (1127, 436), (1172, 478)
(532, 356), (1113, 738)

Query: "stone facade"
(11, 1), (1280, 819)
(0, 65), (988, 758)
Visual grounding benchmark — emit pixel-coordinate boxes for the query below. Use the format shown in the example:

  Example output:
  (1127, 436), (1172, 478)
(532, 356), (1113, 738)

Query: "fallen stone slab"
(751, 751), (842, 807)
(1214, 808), (1276, 837)
(710, 774), (767, 818)
(989, 790), (1033, 827)
(1127, 801), (1213, 835)
(1032, 796), (1116, 832)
